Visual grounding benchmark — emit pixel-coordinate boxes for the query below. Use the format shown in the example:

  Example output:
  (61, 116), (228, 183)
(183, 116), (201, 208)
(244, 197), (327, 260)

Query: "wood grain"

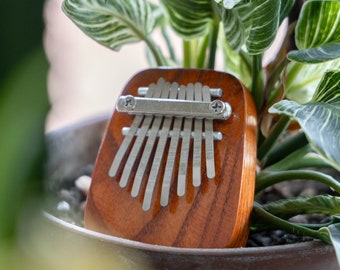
(85, 68), (257, 248)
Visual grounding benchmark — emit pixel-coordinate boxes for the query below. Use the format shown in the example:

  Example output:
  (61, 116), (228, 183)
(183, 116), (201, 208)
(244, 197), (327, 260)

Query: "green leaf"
(246, 0), (280, 55)
(270, 71), (340, 170)
(288, 1), (340, 63)
(219, 2), (252, 51)
(288, 42), (340, 63)
(62, 0), (155, 51)
(160, 0), (214, 40)
(218, 0), (280, 54)
(295, 0), (340, 50)
(285, 59), (340, 103)
(322, 224), (340, 267)
(263, 195), (340, 219)
(219, 6), (245, 51)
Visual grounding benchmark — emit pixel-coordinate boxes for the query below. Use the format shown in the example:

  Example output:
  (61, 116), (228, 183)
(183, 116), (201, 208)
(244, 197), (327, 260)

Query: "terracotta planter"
(45, 115), (339, 270)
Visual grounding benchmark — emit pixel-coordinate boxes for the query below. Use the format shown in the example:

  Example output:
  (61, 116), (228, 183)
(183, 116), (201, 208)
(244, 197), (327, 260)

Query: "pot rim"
(43, 211), (330, 256)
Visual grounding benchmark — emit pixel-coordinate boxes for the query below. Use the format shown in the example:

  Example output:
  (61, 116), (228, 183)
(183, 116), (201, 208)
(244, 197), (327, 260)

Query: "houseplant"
(51, 0), (340, 268)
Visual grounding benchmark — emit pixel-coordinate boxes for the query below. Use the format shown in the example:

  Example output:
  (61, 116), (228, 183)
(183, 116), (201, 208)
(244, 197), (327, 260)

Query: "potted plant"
(44, 0), (340, 269)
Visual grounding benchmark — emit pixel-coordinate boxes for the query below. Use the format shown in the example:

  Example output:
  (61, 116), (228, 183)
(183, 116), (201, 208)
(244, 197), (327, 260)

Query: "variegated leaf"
(159, 0), (214, 40)
(295, 0), (340, 50)
(270, 71), (340, 170)
(288, 42), (340, 63)
(219, 0), (280, 54)
(219, 4), (248, 51)
(62, 0), (155, 51)
(246, 0), (281, 55)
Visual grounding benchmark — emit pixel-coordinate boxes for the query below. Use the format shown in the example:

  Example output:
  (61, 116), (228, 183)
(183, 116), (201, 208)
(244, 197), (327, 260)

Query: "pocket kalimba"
(85, 69), (257, 248)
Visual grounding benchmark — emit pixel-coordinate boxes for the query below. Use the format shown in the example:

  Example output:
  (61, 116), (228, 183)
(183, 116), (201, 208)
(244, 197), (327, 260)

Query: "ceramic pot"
(44, 115), (339, 270)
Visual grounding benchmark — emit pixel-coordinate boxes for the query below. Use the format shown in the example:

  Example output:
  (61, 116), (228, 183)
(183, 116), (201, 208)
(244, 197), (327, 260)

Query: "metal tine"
(160, 85), (186, 207)
(119, 78), (165, 188)
(109, 82), (156, 178)
(202, 86), (215, 179)
(177, 83), (194, 197)
(121, 127), (223, 141)
(131, 81), (170, 198)
(193, 83), (203, 187)
(142, 82), (179, 211)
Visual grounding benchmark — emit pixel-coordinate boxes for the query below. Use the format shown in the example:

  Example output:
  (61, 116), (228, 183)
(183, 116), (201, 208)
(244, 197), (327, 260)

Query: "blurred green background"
(0, 0), (50, 266)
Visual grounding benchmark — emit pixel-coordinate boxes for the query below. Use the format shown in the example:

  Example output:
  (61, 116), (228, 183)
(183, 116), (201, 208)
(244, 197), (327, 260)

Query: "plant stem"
(251, 54), (264, 111)
(253, 202), (331, 244)
(207, 20), (219, 69)
(206, 2), (221, 70)
(255, 170), (340, 195)
(196, 34), (210, 68)
(183, 40), (192, 68)
(295, 221), (337, 230)
(258, 115), (291, 162)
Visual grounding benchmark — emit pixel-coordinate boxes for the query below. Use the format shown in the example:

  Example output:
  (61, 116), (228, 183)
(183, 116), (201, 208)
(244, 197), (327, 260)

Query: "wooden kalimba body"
(85, 69), (257, 248)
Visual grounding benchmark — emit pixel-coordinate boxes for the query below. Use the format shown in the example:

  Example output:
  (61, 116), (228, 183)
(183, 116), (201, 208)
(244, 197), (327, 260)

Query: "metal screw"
(123, 95), (136, 110)
(209, 100), (225, 114)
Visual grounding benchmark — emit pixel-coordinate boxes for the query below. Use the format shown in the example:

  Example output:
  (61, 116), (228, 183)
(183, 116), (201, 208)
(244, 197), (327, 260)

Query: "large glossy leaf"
(62, 0), (155, 51)
(270, 71), (340, 170)
(159, 0), (214, 39)
(289, 0), (340, 63)
(218, 0), (280, 54)
(245, 0), (280, 54)
(285, 59), (340, 103)
(295, 0), (340, 49)
(221, 0), (280, 54)
(288, 42), (340, 63)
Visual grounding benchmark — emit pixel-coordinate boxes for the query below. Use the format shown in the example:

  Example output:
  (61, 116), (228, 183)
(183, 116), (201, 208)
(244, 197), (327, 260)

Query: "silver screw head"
(123, 95), (136, 110)
(209, 100), (225, 114)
